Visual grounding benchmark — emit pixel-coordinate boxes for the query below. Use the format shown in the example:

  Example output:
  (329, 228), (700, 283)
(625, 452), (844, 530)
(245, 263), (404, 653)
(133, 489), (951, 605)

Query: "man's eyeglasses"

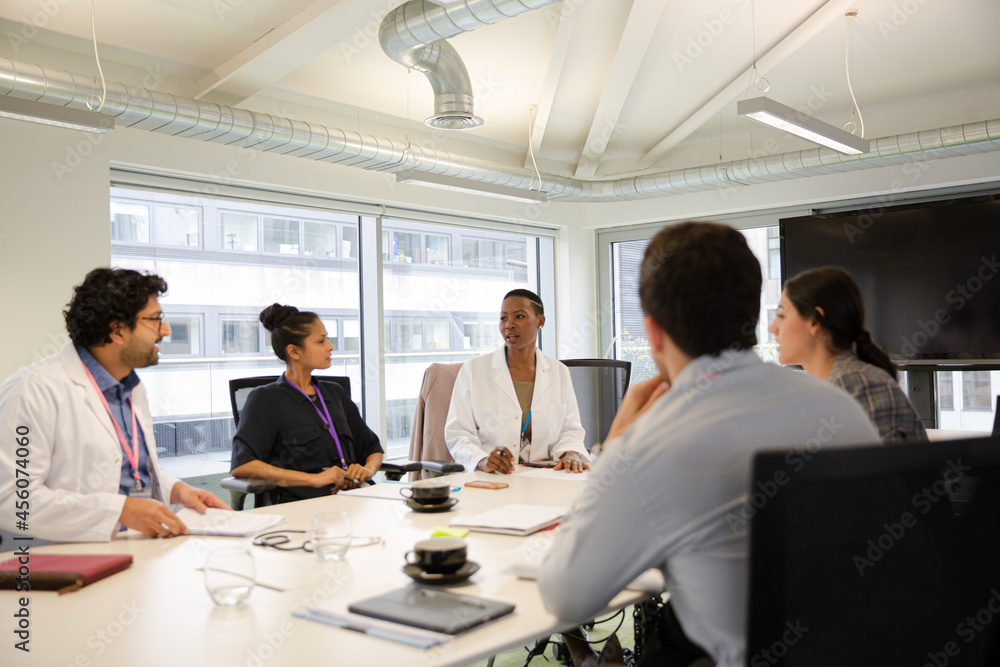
(252, 529), (383, 552)
(137, 314), (167, 329)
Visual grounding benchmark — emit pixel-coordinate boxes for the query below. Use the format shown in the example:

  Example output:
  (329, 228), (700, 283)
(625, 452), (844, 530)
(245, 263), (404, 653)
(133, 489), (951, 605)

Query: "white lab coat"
(445, 348), (589, 472)
(0, 345), (179, 549)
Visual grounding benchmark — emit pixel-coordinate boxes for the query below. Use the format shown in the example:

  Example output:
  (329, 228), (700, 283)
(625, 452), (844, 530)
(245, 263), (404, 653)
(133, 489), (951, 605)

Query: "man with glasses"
(0, 268), (228, 550)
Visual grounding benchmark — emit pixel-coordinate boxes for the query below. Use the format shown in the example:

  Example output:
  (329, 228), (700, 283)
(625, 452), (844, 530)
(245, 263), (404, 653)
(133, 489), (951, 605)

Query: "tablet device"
(348, 586), (515, 634)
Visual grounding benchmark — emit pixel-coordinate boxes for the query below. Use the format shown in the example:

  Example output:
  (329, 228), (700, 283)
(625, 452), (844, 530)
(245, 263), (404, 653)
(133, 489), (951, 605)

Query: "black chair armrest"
(380, 460), (422, 481)
(221, 476), (277, 494)
(421, 461), (465, 475)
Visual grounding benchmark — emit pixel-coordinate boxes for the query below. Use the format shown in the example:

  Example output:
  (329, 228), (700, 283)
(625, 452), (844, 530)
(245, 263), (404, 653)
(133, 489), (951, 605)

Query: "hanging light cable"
(843, 9), (865, 137)
(527, 104), (541, 192)
(85, 0), (107, 112)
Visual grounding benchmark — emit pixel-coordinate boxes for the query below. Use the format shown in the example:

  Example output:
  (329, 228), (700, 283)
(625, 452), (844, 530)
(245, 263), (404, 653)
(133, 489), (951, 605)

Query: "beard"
(121, 337), (160, 369)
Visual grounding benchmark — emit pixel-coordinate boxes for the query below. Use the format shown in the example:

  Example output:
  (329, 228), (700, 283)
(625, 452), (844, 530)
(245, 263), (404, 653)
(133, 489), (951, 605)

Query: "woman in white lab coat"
(445, 289), (590, 474)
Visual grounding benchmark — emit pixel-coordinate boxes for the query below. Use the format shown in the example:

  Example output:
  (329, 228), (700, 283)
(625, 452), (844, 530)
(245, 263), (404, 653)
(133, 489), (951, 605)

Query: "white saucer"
(404, 497), (459, 513)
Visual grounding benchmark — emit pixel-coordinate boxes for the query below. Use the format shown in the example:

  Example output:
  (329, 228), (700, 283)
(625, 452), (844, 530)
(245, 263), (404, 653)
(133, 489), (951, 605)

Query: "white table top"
(2, 469), (648, 666)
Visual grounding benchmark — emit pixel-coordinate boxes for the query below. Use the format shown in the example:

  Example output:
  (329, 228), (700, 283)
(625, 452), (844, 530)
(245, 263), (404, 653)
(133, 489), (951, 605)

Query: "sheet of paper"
(339, 481), (462, 501)
(514, 467), (592, 482)
(173, 507), (286, 537)
(450, 504), (568, 535)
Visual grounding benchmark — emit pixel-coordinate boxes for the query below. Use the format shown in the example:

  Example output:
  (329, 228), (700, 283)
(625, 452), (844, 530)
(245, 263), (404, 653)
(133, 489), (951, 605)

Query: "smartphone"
(464, 480), (509, 490)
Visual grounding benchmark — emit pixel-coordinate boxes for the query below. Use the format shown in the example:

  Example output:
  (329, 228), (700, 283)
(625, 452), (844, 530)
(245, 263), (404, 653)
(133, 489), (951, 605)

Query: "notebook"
(348, 586), (515, 634)
(449, 504), (567, 536)
(0, 554), (133, 593)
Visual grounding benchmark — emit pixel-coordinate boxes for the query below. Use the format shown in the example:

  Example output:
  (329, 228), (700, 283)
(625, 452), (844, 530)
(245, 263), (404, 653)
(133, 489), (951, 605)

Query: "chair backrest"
(747, 437), (1000, 666)
(408, 362), (464, 465)
(229, 375), (351, 427)
(993, 395), (1000, 437)
(560, 359), (631, 451)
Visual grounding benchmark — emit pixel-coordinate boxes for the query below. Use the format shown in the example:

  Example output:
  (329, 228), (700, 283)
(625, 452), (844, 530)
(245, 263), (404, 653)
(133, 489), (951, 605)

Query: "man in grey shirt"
(537, 222), (879, 667)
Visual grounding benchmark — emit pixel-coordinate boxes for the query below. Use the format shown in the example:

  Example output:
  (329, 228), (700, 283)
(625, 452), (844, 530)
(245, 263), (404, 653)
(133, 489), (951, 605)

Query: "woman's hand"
(553, 451), (590, 473)
(314, 466), (354, 492)
(345, 463), (374, 485)
(479, 447), (515, 474)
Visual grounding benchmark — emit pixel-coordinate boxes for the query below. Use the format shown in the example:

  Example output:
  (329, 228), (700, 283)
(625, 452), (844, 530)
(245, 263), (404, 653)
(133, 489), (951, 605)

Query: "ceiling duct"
(378, 0), (560, 130)
(1, 57), (998, 202)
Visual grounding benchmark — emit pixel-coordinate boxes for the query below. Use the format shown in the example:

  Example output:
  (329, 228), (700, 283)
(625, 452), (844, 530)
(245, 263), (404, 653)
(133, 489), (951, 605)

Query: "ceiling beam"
(573, 0), (665, 179)
(195, 0), (379, 105)
(523, 1), (580, 170)
(636, 0), (857, 170)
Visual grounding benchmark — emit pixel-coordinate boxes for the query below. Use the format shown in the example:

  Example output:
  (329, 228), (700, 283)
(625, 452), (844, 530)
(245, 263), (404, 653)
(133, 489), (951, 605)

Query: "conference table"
(2, 468), (652, 666)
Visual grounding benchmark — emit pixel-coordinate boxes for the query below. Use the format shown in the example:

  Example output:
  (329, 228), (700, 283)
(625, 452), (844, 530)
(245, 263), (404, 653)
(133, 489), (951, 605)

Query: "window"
(607, 226), (781, 383)
(385, 230), (421, 263)
(112, 183), (553, 467)
(221, 318), (260, 354)
(962, 371), (992, 410)
(321, 319), (339, 352)
(304, 221), (338, 258)
(263, 217), (300, 254)
(220, 212), (258, 251)
(938, 372), (954, 411)
(110, 201), (150, 243)
(393, 320), (423, 351)
(160, 316), (202, 356)
(344, 319), (360, 352)
(425, 319), (451, 350)
(426, 234), (450, 265)
(154, 205), (200, 247)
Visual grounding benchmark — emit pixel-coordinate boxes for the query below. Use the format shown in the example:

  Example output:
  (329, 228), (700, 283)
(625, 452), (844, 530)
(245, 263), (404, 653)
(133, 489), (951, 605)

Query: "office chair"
(993, 395), (999, 437)
(560, 359), (631, 451)
(747, 437), (1000, 666)
(221, 375), (420, 509)
(407, 363), (466, 479)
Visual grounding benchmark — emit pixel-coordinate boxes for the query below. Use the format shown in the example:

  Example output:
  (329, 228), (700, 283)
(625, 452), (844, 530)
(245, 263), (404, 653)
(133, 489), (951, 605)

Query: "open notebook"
(449, 504), (567, 536)
(172, 507), (285, 537)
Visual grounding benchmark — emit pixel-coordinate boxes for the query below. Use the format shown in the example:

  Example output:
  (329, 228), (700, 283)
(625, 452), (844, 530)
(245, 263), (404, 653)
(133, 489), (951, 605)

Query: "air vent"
(425, 113), (484, 131)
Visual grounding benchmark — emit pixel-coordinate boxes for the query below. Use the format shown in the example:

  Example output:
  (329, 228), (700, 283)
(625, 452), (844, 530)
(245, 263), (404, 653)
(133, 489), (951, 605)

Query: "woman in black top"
(230, 304), (383, 501)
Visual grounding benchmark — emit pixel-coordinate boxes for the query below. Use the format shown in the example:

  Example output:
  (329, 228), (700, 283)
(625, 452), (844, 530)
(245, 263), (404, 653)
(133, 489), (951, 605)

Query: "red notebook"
(0, 554), (133, 594)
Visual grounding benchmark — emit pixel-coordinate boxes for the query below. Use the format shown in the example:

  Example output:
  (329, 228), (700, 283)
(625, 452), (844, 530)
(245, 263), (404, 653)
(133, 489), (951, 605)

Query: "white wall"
(0, 121), (111, 378)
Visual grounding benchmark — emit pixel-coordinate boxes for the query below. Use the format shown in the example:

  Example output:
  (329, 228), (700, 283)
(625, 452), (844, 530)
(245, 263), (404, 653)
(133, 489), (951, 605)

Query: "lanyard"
(81, 363), (142, 491)
(504, 349), (532, 438)
(286, 378), (347, 469)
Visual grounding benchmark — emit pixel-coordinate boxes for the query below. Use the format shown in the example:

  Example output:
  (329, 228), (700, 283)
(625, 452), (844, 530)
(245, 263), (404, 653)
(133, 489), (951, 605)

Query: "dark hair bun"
(259, 303), (298, 331)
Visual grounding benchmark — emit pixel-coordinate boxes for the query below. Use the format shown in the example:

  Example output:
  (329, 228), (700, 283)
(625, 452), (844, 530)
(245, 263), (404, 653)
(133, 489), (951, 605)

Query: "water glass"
(310, 511), (353, 560)
(204, 546), (255, 606)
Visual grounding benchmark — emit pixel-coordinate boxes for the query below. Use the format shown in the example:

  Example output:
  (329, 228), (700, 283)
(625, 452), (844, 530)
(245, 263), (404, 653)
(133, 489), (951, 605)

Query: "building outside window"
(963, 371), (993, 410)
(111, 201), (150, 243)
(938, 372), (955, 411)
(154, 205), (200, 247)
(263, 217), (300, 254)
(221, 318), (260, 354)
(220, 212), (258, 251)
(160, 315), (202, 356)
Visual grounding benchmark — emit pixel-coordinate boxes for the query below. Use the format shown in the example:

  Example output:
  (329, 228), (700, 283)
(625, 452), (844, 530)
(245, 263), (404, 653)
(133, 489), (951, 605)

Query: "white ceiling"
(2, 0), (998, 180)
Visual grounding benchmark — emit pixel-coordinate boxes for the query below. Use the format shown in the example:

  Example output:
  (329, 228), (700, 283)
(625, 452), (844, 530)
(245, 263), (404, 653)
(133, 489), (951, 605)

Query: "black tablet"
(348, 586), (515, 634)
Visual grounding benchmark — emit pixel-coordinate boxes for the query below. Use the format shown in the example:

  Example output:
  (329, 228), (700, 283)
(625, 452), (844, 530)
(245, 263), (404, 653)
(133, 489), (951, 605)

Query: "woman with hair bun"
(769, 267), (927, 442)
(230, 304), (383, 502)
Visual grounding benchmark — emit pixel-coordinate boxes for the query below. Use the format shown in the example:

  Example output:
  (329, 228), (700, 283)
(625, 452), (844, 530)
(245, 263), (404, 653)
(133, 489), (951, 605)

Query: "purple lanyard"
(287, 379), (347, 469)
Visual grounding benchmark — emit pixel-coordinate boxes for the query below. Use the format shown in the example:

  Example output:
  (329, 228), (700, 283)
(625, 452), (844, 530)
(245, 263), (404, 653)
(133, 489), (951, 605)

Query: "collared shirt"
(828, 350), (928, 443)
(537, 351), (880, 667)
(76, 346), (152, 495)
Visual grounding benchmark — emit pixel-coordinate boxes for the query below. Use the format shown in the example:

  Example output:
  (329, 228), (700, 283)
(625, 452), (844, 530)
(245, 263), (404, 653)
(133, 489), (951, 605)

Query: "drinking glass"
(310, 511), (353, 561)
(204, 546), (255, 606)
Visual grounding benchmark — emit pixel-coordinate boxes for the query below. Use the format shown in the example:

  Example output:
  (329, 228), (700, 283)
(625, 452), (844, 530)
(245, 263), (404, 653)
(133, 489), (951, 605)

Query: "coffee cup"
(404, 537), (467, 574)
(400, 478), (451, 505)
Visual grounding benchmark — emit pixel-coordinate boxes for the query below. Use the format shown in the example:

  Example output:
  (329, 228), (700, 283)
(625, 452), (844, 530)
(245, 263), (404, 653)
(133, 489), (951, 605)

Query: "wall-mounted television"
(780, 195), (1000, 365)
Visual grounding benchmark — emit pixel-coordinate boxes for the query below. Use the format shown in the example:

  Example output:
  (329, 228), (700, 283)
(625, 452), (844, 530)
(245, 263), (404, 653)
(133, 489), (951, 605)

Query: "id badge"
(130, 479), (153, 500)
(519, 437), (531, 463)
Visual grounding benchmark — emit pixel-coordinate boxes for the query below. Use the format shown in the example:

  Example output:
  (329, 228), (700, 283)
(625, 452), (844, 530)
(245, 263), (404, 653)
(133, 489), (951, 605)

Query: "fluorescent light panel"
(737, 96), (869, 155)
(0, 96), (115, 133)
(395, 170), (547, 203)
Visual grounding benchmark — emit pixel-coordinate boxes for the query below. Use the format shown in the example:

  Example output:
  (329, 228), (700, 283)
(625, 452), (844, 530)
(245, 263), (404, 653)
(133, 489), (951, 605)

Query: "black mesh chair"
(561, 359), (631, 451)
(222, 375), (420, 509)
(747, 437), (1000, 666)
